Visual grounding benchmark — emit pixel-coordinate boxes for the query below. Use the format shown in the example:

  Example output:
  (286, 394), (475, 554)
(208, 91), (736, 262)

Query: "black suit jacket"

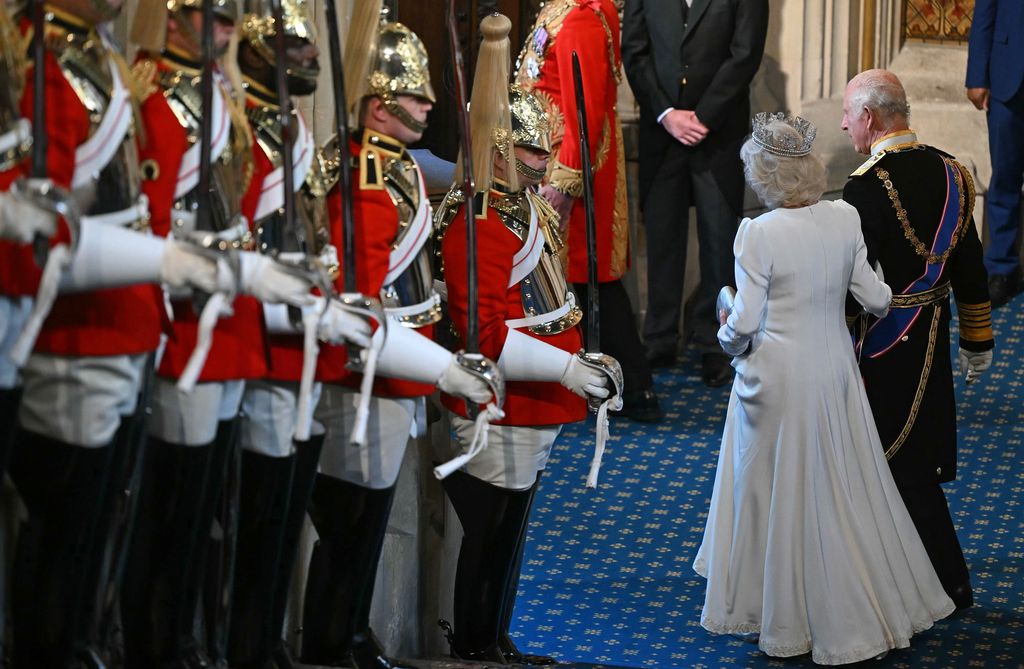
(622, 0), (768, 203)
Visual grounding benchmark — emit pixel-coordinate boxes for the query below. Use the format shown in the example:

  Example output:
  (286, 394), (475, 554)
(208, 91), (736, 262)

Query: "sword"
(568, 52), (622, 488)
(571, 51), (599, 354)
(447, 0), (479, 356)
(322, 0), (355, 294)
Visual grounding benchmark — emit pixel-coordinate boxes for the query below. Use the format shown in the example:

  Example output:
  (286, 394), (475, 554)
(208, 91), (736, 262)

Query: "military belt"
(889, 281), (950, 308)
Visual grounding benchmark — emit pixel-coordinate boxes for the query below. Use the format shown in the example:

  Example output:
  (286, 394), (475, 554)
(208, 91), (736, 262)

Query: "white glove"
(160, 238), (220, 292)
(958, 348), (993, 385)
(318, 298), (372, 348)
(0, 188), (58, 243)
(437, 359), (493, 404)
(559, 355), (610, 400)
(238, 251), (316, 307)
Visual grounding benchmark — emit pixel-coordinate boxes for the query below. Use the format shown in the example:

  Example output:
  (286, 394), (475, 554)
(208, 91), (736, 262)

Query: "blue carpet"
(511, 294), (1024, 668)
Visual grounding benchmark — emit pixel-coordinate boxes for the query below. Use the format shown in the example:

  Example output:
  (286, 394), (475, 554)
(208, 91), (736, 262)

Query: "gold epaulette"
(956, 300), (994, 343)
(850, 151), (887, 178)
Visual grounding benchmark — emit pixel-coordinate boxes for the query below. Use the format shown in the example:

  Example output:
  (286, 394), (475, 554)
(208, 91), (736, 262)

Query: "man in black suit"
(622, 0), (768, 387)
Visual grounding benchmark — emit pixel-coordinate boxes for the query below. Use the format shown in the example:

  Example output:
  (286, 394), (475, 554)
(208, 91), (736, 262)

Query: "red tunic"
(316, 135), (435, 398)
(0, 21), (162, 357)
(138, 57), (267, 381)
(516, 0), (629, 283)
(441, 200), (585, 426)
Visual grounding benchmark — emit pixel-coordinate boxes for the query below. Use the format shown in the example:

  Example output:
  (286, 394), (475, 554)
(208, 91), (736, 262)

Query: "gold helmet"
(131, 0), (240, 54)
(509, 84), (551, 155)
(344, 0), (434, 133)
(240, 0), (317, 82)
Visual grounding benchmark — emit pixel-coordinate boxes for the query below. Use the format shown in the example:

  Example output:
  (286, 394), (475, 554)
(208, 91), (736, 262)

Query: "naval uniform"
(844, 130), (995, 604)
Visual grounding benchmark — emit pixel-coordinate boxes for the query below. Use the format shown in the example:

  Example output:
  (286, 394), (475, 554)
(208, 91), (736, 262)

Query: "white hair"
(847, 70), (911, 122)
(740, 120), (827, 209)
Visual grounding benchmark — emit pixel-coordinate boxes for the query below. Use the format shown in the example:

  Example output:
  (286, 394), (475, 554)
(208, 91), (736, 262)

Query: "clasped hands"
(662, 109), (709, 146)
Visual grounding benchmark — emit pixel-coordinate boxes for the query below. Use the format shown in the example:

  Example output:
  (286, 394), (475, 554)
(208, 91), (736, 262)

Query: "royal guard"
(225, 0), (366, 664)
(434, 15), (618, 664)
(515, 0), (660, 421)
(119, 0), (317, 665)
(299, 3), (496, 667)
(0, 0), (241, 663)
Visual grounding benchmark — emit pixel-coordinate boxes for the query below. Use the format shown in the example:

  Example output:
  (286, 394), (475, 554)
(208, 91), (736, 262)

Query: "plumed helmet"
(343, 0), (434, 133)
(509, 84), (551, 154)
(240, 0), (317, 81)
(131, 0), (240, 54)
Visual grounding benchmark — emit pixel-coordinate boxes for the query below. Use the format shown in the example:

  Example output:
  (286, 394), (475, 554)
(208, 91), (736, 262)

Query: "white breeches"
(0, 296), (31, 389)
(18, 352), (148, 447)
(148, 377), (245, 446)
(315, 384), (417, 490)
(449, 417), (561, 490)
(241, 379), (324, 458)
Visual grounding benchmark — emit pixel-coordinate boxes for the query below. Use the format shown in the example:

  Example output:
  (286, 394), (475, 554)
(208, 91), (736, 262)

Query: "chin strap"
(433, 401), (505, 480)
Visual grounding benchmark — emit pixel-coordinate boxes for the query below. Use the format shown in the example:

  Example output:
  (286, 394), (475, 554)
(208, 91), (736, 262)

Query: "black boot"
(0, 385), (22, 480)
(8, 426), (115, 668)
(226, 449), (297, 668)
(120, 434), (218, 669)
(496, 477), (557, 666)
(300, 475), (408, 668)
(76, 412), (146, 660)
(442, 470), (536, 663)
(202, 418), (243, 665)
(268, 435), (324, 668)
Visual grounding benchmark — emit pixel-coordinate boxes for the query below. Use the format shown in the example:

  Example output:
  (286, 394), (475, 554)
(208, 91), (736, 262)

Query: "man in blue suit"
(967, 0), (1024, 307)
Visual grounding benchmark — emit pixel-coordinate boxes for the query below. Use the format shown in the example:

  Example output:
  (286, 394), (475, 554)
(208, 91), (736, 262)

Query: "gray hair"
(740, 120), (827, 209)
(846, 69), (911, 122)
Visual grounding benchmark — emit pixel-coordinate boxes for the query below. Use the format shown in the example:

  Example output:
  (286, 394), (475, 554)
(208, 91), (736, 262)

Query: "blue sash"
(860, 160), (961, 359)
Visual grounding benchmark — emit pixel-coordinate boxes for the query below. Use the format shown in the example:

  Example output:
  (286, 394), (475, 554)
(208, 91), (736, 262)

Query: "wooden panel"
(393, 0), (544, 162)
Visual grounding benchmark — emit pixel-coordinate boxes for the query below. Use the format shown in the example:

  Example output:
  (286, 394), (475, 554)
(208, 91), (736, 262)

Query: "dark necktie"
(680, 0), (689, 24)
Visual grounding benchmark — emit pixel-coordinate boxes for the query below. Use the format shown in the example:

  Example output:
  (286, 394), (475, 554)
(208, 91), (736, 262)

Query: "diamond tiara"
(751, 112), (817, 157)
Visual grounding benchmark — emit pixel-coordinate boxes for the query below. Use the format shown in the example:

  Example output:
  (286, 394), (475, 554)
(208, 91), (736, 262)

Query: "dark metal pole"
(322, 0), (356, 293)
(447, 0), (478, 354)
(195, 0), (215, 232)
(571, 51), (599, 353)
(269, 0), (297, 255)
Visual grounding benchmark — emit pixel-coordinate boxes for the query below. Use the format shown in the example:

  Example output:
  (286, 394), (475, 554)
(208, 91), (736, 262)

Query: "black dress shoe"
(701, 353), (733, 388)
(646, 347), (677, 369)
(949, 581), (974, 611)
(988, 270), (1022, 308)
(618, 388), (664, 423)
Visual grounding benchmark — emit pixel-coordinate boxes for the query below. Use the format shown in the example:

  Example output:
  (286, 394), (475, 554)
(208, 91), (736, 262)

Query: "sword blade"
(571, 51), (599, 353)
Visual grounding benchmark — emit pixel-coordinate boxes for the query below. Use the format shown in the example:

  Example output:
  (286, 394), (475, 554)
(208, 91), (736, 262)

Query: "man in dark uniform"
(841, 69), (995, 611)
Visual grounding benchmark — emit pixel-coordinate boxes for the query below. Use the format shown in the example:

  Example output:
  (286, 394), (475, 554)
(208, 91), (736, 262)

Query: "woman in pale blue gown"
(694, 114), (955, 665)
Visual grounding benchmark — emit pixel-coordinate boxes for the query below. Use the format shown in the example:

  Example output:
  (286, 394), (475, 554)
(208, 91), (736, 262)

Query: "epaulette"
(491, 190), (531, 241)
(849, 151), (887, 178)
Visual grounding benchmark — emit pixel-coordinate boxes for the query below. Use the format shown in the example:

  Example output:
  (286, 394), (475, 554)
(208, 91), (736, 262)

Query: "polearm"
(571, 51), (599, 353)
(447, 0), (479, 354)
(322, 0), (356, 293)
